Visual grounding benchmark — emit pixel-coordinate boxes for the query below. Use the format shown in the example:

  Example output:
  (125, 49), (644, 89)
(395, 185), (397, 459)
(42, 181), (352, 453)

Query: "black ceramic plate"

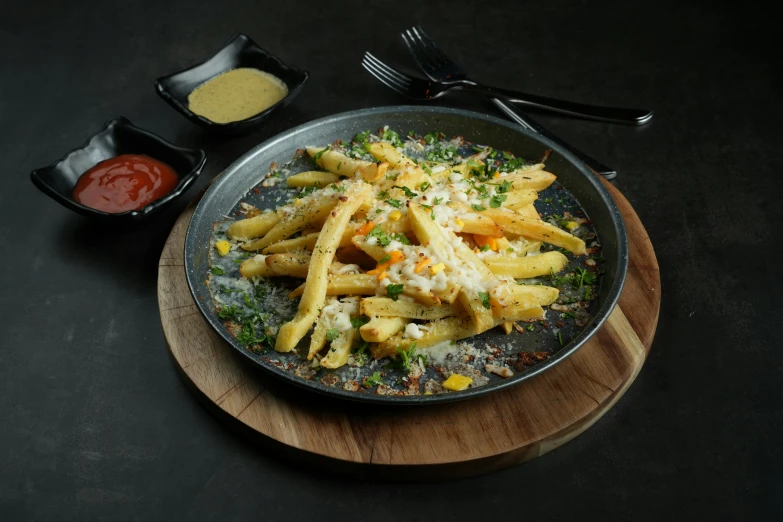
(30, 117), (207, 221)
(185, 106), (629, 404)
(154, 34), (309, 133)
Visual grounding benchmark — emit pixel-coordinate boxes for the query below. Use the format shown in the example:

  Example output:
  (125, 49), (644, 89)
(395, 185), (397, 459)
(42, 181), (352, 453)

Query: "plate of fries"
(184, 106), (628, 403)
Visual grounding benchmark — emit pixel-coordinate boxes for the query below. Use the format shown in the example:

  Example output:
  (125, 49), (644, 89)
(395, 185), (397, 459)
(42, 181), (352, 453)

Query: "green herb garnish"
(350, 316), (371, 328)
(479, 292), (491, 309)
(397, 186), (417, 198)
(326, 328), (340, 342)
(472, 204), (486, 212)
(385, 198), (402, 208)
(364, 371), (384, 387)
(211, 266), (225, 275)
(386, 283), (405, 301)
(490, 194), (507, 208)
(313, 146), (330, 163)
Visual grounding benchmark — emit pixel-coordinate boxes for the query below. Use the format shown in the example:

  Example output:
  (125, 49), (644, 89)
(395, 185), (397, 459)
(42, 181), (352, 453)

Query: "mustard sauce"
(187, 68), (288, 123)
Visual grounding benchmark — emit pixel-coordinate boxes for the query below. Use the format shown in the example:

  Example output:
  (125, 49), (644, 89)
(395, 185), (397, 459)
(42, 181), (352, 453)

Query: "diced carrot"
(376, 270), (387, 281)
(368, 250), (405, 274)
(474, 234), (498, 251)
(357, 221), (375, 236)
(414, 257), (431, 273)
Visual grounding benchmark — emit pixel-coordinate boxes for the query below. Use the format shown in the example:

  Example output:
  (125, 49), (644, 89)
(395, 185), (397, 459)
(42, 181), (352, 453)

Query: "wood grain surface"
(157, 180), (660, 478)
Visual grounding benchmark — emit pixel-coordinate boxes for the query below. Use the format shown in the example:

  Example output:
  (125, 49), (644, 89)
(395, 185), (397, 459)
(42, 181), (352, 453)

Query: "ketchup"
(72, 154), (179, 213)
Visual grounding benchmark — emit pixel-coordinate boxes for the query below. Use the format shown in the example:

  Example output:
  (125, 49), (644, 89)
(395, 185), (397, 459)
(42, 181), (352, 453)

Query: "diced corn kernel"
(294, 198), (303, 206)
(424, 391), (433, 395)
(454, 218), (465, 228)
(388, 210), (402, 221)
(429, 262), (445, 275)
(215, 240), (231, 256)
(442, 374), (472, 391)
(565, 221), (579, 230)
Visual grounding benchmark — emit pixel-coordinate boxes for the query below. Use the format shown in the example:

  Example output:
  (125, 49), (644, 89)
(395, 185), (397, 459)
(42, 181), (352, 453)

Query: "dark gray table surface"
(2, 0), (781, 520)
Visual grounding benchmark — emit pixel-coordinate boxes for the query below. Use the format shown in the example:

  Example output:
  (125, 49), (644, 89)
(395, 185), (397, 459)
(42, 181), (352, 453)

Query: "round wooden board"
(157, 180), (660, 479)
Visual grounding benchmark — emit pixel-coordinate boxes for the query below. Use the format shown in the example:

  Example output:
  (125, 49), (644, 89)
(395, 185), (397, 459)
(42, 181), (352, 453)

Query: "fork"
(401, 27), (652, 126)
(363, 50), (617, 180)
(398, 26), (619, 180)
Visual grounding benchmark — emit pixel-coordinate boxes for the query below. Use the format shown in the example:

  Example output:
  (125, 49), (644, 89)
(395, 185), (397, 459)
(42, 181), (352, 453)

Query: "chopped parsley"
(382, 128), (403, 147)
(423, 131), (444, 144)
(385, 172), (398, 180)
(353, 340), (369, 366)
(573, 267), (597, 288)
(364, 371), (384, 387)
(385, 198), (402, 208)
(480, 244), (491, 252)
(377, 190), (389, 199)
(418, 181), (431, 191)
(211, 266), (225, 276)
(350, 316), (371, 328)
(218, 305), (242, 321)
(329, 183), (345, 193)
(557, 331), (564, 346)
(472, 204), (486, 212)
(392, 343), (423, 372)
(326, 328), (340, 342)
(312, 146), (330, 164)
(298, 185), (318, 197)
(471, 145), (485, 152)
(367, 225), (410, 246)
(378, 254), (391, 264)
(527, 324), (535, 332)
(490, 194), (507, 208)
(479, 292), (491, 309)
(497, 180), (512, 193)
(502, 151), (514, 160)
(498, 156), (528, 172)
(386, 283), (405, 301)
(433, 197), (443, 205)
(397, 186), (417, 198)
(353, 130), (372, 144)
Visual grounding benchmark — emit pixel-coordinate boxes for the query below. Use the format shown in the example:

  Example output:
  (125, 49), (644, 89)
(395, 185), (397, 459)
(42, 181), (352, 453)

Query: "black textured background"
(1, 0), (780, 520)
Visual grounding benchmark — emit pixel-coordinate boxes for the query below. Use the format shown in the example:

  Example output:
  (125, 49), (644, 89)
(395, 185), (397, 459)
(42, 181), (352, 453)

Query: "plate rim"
(184, 105), (629, 405)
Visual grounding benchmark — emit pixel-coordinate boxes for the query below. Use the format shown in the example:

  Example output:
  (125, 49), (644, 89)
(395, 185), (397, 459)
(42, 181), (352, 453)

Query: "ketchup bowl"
(30, 117), (207, 221)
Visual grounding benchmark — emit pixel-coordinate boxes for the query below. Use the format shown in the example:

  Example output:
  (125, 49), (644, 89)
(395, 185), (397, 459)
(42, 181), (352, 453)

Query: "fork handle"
(461, 80), (653, 126)
(490, 98), (617, 180)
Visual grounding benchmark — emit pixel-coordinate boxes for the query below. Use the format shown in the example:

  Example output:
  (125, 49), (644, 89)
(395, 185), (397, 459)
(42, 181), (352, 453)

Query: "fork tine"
(405, 28), (444, 71)
(361, 58), (408, 94)
(363, 52), (411, 86)
(401, 30), (440, 78)
(412, 26), (452, 66)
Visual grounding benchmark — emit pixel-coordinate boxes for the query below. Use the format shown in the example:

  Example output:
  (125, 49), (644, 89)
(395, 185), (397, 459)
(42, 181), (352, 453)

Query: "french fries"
(239, 255), (272, 278)
(360, 316), (408, 343)
(288, 274), (377, 298)
(367, 142), (416, 168)
(227, 212), (280, 240)
(262, 232), (319, 254)
(275, 181), (372, 352)
(481, 209), (587, 255)
(242, 194), (339, 252)
(320, 328), (357, 368)
(484, 251), (569, 278)
(265, 252), (311, 278)
(360, 297), (457, 320)
(217, 130), (596, 372)
(306, 147), (372, 176)
(286, 170), (340, 188)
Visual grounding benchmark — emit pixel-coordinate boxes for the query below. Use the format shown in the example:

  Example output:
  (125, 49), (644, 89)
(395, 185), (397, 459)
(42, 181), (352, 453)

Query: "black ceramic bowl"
(154, 34), (309, 133)
(30, 117), (207, 220)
